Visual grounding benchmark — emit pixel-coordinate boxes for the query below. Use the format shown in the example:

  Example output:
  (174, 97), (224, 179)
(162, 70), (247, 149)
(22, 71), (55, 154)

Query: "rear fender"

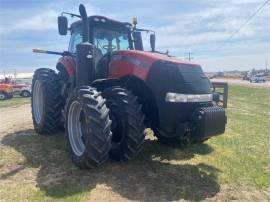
(57, 56), (76, 77)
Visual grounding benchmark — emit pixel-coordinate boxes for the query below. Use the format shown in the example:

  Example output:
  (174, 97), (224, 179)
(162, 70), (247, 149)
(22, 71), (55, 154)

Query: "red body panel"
(12, 84), (27, 89)
(109, 50), (197, 81)
(57, 50), (196, 80)
(0, 83), (13, 93)
(58, 56), (76, 76)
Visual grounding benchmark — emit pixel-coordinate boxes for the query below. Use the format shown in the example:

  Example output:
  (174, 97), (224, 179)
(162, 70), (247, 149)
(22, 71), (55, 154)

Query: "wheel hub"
(0, 93), (5, 100)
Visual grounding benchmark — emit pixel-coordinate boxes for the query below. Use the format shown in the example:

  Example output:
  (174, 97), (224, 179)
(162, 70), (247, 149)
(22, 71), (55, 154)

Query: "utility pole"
(14, 69), (17, 79)
(266, 58), (268, 70)
(185, 52), (194, 61)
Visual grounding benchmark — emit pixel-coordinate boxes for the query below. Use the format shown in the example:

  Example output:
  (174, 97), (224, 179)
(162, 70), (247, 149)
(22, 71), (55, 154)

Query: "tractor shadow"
(1, 129), (219, 201)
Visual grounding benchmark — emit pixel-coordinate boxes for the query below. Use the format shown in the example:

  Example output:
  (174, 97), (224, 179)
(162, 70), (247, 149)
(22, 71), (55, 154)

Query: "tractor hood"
(109, 50), (213, 135)
(110, 49), (211, 95)
(112, 50), (196, 66)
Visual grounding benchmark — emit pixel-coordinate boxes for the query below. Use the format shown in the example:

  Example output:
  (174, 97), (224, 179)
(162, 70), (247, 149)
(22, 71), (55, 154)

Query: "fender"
(57, 56), (76, 76)
(91, 78), (121, 91)
(92, 76), (159, 128)
(109, 51), (154, 81)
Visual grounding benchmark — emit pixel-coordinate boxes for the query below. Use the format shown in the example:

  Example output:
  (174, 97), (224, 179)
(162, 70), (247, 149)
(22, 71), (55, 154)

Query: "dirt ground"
(0, 104), (269, 201)
(211, 78), (270, 89)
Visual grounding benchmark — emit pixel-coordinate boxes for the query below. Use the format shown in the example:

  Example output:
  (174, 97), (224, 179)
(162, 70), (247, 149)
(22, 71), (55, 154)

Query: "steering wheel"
(102, 44), (116, 51)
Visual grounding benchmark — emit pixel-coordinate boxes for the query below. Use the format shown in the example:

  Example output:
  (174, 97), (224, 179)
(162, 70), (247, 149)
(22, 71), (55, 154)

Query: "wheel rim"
(23, 91), (29, 97)
(67, 101), (86, 156)
(33, 80), (44, 124)
(0, 93), (5, 100)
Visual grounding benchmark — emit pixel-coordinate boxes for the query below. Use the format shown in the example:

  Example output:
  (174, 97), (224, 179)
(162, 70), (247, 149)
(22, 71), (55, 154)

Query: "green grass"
(0, 85), (269, 201)
(180, 85), (270, 188)
(0, 96), (30, 108)
(206, 85), (270, 188)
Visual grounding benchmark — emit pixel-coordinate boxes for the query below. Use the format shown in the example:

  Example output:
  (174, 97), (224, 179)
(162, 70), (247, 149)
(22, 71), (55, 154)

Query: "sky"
(0, 0), (269, 74)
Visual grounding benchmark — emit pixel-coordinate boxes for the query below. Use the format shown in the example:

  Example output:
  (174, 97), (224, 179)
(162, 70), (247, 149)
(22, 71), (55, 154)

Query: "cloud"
(150, 0), (270, 57)
(0, 2), (98, 34)
(12, 10), (58, 31)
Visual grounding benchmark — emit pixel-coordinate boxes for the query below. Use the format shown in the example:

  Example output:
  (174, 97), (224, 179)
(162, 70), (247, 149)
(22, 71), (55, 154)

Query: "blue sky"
(0, 0), (269, 74)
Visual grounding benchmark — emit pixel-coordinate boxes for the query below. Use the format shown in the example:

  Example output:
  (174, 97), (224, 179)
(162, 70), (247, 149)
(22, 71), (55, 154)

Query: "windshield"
(93, 27), (131, 55)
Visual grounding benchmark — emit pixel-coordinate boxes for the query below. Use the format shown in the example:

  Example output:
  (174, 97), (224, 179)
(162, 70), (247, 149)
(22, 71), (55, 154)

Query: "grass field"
(0, 96), (30, 108)
(0, 85), (269, 201)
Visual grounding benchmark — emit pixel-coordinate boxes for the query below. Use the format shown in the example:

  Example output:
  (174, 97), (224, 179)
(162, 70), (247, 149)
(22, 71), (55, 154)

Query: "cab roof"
(70, 15), (132, 31)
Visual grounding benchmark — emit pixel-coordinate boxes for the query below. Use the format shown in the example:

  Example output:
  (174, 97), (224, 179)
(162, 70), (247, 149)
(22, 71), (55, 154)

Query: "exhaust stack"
(79, 4), (89, 42)
(76, 4), (95, 86)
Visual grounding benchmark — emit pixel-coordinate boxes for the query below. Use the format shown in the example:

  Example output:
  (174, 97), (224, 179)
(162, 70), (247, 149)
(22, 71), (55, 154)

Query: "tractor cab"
(67, 16), (135, 75)
(59, 13), (155, 57)
(57, 10), (156, 82)
(68, 16), (134, 54)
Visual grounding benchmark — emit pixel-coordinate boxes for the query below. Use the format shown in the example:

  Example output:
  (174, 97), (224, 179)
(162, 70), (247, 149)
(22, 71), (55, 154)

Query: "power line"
(217, 0), (270, 50)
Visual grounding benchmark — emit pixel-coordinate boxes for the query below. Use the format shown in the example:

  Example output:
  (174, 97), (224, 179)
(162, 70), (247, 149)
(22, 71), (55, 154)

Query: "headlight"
(165, 93), (213, 103)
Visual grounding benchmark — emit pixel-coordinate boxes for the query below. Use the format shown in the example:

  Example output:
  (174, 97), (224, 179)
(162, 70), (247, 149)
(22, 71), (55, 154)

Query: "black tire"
(31, 68), (63, 135)
(102, 86), (145, 161)
(0, 92), (7, 100)
(65, 86), (112, 169)
(21, 90), (31, 97)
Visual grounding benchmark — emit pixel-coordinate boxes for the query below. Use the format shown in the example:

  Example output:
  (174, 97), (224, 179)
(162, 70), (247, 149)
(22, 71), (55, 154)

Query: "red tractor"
(0, 78), (14, 100)
(32, 4), (227, 168)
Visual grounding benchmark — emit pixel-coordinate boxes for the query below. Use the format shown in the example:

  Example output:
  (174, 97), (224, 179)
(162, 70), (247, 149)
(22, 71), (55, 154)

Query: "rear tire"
(65, 86), (112, 169)
(31, 68), (63, 135)
(102, 87), (145, 161)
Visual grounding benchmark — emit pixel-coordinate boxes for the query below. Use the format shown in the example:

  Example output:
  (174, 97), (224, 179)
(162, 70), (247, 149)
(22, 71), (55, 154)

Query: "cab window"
(93, 27), (130, 55)
(69, 30), (82, 53)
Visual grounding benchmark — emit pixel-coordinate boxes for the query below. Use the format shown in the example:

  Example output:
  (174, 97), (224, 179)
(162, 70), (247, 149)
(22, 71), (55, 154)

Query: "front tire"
(65, 86), (112, 169)
(102, 87), (145, 161)
(31, 68), (63, 135)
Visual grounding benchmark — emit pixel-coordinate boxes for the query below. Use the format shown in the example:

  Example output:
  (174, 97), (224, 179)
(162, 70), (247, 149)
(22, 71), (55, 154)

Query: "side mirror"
(58, 16), (68, 35)
(150, 33), (156, 52)
(132, 31), (143, 50)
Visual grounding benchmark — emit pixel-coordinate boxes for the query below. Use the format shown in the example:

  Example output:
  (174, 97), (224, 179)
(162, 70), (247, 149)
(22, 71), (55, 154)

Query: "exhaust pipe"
(76, 4), (94, 86)
(79, 4), (89, 42)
